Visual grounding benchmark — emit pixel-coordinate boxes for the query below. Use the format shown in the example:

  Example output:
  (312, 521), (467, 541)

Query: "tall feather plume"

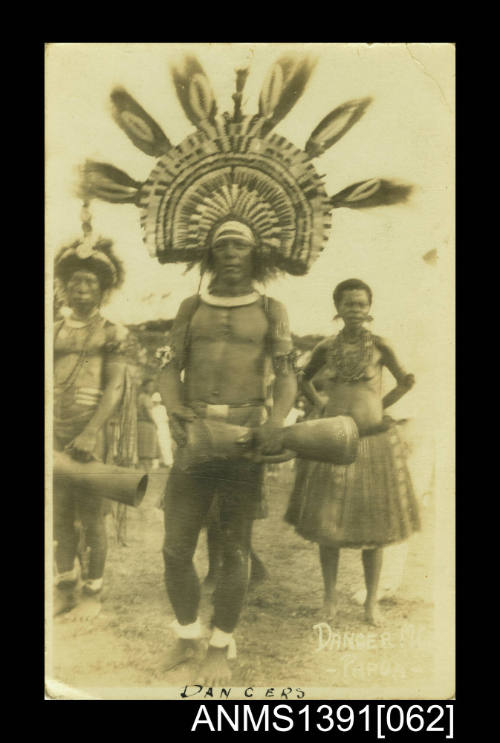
(78, 160), (142, 204)
(171, 56), (217, 127)
(305, 98), (373, 158)
(110, 87), (172, 157)
(232, 67), (249, 122)
(329, 178), (413, 209)
(259, 54), (316, 134)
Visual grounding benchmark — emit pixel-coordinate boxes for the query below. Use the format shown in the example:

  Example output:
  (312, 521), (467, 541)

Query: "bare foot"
(164, 639), (204, 671)
(62, 593), (102, 621)
(53, 585), (77, 617)
(364, 601), (381, 626)
(351, 588), (366, 606)
(197, 646), (232, 687)
(323, 596), (338, 624)
(249, 554), (268, 587)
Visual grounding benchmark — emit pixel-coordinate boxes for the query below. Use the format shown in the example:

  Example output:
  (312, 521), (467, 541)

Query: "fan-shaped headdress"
(78, 53), (412, 278)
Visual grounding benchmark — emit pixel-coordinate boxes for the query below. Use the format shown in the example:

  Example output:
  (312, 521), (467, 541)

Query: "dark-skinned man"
(158, 219), (297, 685)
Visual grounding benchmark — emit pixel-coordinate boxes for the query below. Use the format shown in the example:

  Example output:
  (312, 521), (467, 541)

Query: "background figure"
(151, 392), (173, 468)
(137, 379), (159, 471)
(284, 401), (306, 427)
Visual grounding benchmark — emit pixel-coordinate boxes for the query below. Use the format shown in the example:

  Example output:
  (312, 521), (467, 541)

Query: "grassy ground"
(48, 464), (435, 700)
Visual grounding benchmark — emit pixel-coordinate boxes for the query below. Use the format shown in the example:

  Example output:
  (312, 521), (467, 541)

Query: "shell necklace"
(200, 287), (261, 307)
(328, 327), (374, 383)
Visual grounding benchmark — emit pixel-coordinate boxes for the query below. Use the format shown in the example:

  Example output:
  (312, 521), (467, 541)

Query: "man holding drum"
(158, 220), (297, 685)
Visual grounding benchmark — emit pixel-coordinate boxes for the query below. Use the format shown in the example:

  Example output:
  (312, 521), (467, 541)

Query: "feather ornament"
(259, 54), (316, 133)
(232, 67), (250, 121)
(79, 56), (413, 276)
(111, 88), (172, 157)
(330, 178), (413, 209)
(171, 56), (217, 127)
(305, 98), (372, 158)
(79, 160), (141, 204)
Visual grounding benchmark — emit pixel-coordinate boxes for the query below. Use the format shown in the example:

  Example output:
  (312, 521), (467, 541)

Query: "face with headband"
(56, 241), (120, 314)
(65, 269), (103, 314)
(209, 220), (256, 287)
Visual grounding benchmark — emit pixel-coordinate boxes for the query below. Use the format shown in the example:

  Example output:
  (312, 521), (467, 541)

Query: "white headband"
(212, 220), (256, 247)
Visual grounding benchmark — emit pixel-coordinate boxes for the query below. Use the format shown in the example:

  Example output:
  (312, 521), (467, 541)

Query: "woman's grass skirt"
(285, 424), (420, 548)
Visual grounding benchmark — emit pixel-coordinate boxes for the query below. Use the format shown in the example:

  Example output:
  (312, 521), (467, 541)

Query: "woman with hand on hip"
(285, 279), (420, 625)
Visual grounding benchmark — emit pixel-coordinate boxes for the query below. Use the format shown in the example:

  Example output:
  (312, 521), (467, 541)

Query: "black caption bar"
(187, 701), (455, 738)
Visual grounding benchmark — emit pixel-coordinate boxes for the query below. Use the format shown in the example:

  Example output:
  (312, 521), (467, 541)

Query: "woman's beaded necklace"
(328, 327), (374, 383)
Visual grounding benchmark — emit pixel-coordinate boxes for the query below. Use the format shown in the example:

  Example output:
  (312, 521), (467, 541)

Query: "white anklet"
(84, 578), (103, 593)
(171, 618), (202, 640)
(209, 628), (237, 659)
(55, 565), (79, 586)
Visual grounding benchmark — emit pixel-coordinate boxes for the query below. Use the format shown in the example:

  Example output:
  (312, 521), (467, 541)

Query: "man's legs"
(56, 493), (108, 620)
(78, 494), (108, 588)
(212, 502), (253, 633)
(203, 499), (223, 593)
(198, 465), (256, 686)
(54, 487), (78, 576)
(162, 467), (215, 668)
(162, 460), (258, 682)
(53, 486), (79, 615)
(204, 501), (268, 594)
(199, 507), (252, 686)
(163, 468), (215, 623)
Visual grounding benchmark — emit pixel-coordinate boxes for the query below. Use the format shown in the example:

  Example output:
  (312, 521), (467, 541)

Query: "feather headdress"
(54, 204), (125, 292)
(79, 52), (413, 277)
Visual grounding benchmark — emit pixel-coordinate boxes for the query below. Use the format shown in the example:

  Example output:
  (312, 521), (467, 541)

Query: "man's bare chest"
(54, 321), (107, 356)
(190, 303), (269, 345)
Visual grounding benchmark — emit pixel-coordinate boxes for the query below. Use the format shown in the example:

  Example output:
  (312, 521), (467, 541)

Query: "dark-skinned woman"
(285, 279), (420, 626)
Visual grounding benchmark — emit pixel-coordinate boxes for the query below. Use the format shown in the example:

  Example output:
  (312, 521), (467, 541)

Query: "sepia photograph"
(45, 42), (455, 701)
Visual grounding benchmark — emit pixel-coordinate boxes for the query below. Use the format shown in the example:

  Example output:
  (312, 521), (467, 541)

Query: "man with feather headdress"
(158, 217), (297, 684)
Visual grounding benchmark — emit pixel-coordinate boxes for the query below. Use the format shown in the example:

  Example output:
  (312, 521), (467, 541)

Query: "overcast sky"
(46, 43), (454, 420)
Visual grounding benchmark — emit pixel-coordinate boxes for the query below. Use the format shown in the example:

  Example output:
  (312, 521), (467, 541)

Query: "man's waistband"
(190, 400), (266, 420)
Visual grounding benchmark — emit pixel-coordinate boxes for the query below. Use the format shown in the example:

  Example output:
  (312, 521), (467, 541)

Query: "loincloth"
(169, 401), (268, 520)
